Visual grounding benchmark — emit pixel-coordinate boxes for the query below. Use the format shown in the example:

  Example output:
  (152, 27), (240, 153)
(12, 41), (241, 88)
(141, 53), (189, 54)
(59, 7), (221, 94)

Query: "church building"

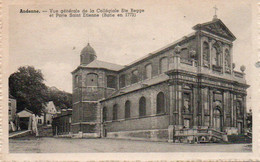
(54, 16), (249, 143)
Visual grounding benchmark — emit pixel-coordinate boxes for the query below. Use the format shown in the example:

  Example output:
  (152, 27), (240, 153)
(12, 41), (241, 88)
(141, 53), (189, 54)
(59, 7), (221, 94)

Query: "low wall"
(105, 114), (169, 132)
(106, 129), (168, 142)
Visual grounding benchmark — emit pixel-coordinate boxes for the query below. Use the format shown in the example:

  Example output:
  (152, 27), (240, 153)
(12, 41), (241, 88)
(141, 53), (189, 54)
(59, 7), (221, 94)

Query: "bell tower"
(80, 43), (97, 65)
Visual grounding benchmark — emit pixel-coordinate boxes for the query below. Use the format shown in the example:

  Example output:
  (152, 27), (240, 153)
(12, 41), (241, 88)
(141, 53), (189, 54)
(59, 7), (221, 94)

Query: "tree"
(9, 66), (49, 116)
(47, 86), (72, 110)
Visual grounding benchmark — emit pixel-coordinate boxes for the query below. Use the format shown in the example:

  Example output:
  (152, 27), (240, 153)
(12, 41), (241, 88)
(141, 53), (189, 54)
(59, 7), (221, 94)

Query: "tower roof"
(80, 43), (96, 56)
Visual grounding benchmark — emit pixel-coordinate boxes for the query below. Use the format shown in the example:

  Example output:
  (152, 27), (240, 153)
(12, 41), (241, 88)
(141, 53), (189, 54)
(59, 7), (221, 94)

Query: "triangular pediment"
(193, 19), (236, 41)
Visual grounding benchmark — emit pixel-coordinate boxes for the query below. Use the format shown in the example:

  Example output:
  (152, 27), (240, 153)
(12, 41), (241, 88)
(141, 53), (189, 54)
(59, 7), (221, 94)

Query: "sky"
(9, 0), (257, 110)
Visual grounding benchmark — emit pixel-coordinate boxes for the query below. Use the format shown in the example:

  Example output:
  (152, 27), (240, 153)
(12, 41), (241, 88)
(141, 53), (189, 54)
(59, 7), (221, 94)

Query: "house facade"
(36, 101), (57, 125)
(58, 17), (249, 142)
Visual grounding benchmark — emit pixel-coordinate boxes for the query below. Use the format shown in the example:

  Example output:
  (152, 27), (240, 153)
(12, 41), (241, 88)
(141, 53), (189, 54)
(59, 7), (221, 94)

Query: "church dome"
(80, 43), (96, 56)
(80, 43), (97, 65)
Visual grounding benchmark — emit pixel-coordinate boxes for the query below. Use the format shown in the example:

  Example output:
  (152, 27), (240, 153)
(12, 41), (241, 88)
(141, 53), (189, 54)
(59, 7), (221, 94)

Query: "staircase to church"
(174, 128), (227, 143)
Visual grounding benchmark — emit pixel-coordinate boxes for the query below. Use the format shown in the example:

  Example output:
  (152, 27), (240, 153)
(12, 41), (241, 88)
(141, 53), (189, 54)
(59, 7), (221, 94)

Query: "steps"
(9, 130), (32, 139)
(227, 135), (252, 143)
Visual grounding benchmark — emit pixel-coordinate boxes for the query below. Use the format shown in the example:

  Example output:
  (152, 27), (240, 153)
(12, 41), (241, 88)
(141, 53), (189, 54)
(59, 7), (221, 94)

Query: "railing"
(180, 58), (193, 66)
(180, 58), (198, 67)
(234, 71), (244, 78)
(209, 128), (225, 140)
(212, 65), (222, 73)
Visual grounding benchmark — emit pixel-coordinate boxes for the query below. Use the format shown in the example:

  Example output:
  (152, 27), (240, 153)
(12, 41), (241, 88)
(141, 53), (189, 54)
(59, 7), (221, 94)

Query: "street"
(9, 136), (252, 153)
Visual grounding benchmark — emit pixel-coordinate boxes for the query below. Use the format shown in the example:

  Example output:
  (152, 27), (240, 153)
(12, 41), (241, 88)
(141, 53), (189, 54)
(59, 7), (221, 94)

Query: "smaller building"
(52, 109), (72, 137)
(17, 108), (34, 130)
(9, 95), (18, 131)
(36, 101), (57, 125)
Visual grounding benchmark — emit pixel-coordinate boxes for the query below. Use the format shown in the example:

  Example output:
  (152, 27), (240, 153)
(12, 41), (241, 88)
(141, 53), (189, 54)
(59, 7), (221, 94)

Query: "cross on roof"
(213, 5), (218, 16)
(213, 5), (218, 20)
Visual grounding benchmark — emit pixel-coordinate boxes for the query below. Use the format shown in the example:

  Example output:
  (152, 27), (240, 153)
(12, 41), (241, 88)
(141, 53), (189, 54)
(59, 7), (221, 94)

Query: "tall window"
(107, 75), (117, 88)
(119, 74), (126, 88)
(156, 92), (165, 114)
(113, 104), (118, 120)
(75, 75), (81, 87)
(103, 107), (107, 121)
(225, 49), (231, 69)
(131, 70), (138, 84)
(139, 97), (146, 117)
(212, 45), (221, 66)
(125, 100), (131, 119)
(160, 57), (168, 74)
(145, 64), (152, 79)
(203, 42), (210, 65)
(86, 73), (98, 86)
(180, 48), (189, 59)
(236, 101), (243, 117)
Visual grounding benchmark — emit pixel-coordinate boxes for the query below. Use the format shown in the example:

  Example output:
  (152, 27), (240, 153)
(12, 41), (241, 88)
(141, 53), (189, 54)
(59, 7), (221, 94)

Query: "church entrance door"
(237, 122), (242, 134)
(213, 108), (221, 131)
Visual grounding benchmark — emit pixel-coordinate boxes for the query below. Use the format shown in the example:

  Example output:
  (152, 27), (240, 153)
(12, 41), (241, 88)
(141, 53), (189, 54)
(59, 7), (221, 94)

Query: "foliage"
(47, 86), (72, 110)
(9, 66), (49, 115)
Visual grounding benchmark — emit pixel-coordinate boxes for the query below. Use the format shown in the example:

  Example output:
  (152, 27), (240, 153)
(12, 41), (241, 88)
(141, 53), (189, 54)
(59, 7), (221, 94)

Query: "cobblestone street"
(9, 137), (252, 153)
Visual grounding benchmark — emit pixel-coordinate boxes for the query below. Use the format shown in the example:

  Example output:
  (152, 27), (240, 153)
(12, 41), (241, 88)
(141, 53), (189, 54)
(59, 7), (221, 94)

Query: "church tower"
(71, 43), (121, 138)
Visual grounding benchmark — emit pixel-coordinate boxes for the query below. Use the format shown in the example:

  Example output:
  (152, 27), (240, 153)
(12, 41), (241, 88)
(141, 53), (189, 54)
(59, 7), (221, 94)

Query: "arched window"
(125, 100), (131, 119)
(103, 107), (107, 121)
(180, 48), (189, 59)
(112, 104), (118, 120)
(145, 64), (152, 79)
(139, 97), (146, 117)
(131, 70), (138, 84)
(156, 92), (165, 114)
(75, 75), (80, 87)
(86, 73), (98, 86)
(203, 42), (210, 63)
(160, 57), (168, 74)
(225, 49), (231, 68)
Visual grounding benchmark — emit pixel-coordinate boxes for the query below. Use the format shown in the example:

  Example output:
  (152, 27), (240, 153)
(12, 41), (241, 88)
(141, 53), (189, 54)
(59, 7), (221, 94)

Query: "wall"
(101, 82), (170, 133)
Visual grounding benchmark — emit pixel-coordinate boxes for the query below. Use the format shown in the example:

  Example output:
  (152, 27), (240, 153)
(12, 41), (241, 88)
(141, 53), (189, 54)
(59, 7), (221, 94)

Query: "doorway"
(213, 108), (221, 131)
(237, 122), (243, 134)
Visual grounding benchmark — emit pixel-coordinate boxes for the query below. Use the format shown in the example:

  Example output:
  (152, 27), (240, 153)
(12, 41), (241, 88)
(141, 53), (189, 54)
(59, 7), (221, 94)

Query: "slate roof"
(81, 59), (124, 71)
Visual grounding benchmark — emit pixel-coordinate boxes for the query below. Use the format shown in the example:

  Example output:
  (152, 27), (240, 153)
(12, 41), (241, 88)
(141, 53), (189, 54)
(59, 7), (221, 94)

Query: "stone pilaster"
(233, 95), (237, 127)
(192, 86), (198, 126)
(201, 87), (208, 126)
(209, 39), (212, 69)
(169, 85), (175, 125)
(230, 92), (234, 127)
(209, 88), (214, 127)
(177, 84), (182, 125)
(151, 91), (156, 115)
(243, 95), (247, 133)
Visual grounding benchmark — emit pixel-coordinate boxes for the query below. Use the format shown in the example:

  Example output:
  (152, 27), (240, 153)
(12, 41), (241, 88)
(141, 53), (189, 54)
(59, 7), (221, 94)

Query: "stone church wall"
(101, 82), (170, 141)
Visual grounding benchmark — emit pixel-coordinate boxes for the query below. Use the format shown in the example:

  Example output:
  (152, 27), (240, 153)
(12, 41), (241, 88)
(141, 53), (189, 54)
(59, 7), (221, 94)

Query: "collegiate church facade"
(54, 17), (249, 143)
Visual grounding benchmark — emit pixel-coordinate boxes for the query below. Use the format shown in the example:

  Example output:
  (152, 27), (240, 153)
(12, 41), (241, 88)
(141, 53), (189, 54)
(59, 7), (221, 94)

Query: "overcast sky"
(9, 0), (256, 109)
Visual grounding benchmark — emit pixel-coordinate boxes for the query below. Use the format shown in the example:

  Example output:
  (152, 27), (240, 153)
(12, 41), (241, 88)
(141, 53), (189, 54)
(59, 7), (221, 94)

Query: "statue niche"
(202, 42), (210, 67)
(182, 92), (191, 114)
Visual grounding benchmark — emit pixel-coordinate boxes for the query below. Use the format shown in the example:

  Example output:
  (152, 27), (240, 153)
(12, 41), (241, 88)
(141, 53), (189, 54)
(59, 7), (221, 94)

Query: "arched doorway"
(213, 108), (222, 131)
